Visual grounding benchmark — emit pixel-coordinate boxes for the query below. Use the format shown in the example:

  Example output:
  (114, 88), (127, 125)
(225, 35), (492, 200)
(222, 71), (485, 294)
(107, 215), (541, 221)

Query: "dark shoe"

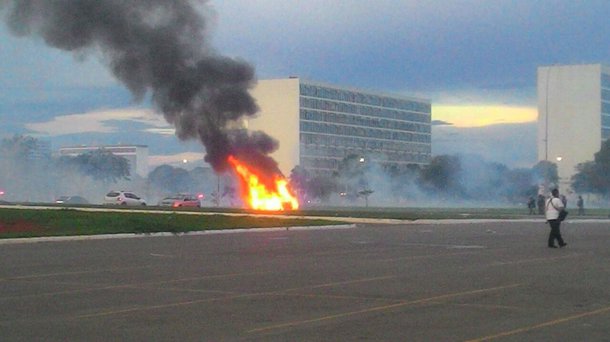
(559, 243), (567, 248)
(548, 245), (558, 248)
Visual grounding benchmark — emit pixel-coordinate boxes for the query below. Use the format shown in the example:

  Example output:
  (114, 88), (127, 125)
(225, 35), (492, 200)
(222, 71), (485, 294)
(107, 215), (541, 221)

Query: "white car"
(104, 191), (146, 206)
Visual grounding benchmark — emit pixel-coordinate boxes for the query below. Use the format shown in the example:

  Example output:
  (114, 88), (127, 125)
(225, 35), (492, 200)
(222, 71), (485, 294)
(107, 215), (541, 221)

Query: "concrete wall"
(537, 64), (602, 193)
(247, 78), (301, 176)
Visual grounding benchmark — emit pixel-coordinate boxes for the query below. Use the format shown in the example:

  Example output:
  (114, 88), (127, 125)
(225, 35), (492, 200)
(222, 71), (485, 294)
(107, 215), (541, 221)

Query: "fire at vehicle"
(227, 155), (299, 211)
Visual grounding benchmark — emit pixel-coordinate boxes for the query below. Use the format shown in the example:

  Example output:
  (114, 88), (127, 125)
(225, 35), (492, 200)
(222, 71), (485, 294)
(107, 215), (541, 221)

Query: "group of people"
(527, 190), (585, 248)
(528, 194), (585, 216)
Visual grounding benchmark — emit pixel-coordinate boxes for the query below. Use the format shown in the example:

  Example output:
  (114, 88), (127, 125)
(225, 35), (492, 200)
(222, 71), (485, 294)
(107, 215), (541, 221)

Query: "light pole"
(544, 67), (551, 162)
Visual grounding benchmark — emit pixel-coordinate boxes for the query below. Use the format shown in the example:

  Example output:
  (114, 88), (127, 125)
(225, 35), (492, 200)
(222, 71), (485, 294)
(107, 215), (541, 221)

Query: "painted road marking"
(0, 270), (270, 302)
(248, 283), (523, 334)
(465, 305), (610, 341)
(65, 274), (404, 320)
(0, 264), (154, 282)
(490, 253), (581, 266)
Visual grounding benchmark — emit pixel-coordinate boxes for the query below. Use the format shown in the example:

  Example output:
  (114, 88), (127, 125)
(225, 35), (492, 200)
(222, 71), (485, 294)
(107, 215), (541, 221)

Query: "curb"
(0, 224), (356, 245)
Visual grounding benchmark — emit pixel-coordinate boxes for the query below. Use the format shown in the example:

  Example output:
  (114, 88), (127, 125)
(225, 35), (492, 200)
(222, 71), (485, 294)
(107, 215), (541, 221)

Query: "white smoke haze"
(0, 1), (551, 209)
(0, 0), (283, 178)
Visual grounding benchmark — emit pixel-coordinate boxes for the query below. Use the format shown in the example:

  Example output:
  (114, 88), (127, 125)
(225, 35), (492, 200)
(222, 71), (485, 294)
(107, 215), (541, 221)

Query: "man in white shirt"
(545, 188), (567, 248)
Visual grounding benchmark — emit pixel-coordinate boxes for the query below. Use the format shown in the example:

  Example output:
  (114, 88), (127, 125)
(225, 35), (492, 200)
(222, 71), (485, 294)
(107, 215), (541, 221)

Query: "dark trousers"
(548, 219), (565, 247)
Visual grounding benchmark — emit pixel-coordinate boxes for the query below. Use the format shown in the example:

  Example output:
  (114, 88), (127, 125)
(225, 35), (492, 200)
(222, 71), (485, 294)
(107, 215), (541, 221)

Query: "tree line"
(2, 134), (610, 205)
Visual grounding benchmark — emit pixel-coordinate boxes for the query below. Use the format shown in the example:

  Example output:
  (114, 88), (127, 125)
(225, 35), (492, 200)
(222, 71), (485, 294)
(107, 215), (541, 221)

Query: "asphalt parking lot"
(0, 220), (609, 341)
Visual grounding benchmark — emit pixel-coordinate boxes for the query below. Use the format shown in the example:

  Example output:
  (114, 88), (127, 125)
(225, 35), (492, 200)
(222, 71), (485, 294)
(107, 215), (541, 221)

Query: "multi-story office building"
(247, 78), (431, 176)
(537, 64), (610, 192)
(59, 145), (149, 177)
(27, 139), (51, 162)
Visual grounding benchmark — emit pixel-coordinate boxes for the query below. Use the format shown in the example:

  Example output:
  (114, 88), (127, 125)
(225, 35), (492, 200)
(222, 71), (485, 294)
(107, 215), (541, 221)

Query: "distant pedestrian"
(577, 195), (585, 216)
(560, 194), (567, 207)
(537, 194), (545, 215)
(527, 197), (536, 215)
(545, 188), (567, 248)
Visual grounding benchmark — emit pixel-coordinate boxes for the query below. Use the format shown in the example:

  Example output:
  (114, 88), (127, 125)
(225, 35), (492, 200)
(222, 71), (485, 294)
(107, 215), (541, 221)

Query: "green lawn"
(0, 208), (344, 239)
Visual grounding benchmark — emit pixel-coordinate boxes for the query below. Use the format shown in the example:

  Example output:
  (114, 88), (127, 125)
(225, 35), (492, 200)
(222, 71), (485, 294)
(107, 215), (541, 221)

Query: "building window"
(602, 114), (610, 127)
(602, 73), (610, 89)
(603, 102), (610, 115)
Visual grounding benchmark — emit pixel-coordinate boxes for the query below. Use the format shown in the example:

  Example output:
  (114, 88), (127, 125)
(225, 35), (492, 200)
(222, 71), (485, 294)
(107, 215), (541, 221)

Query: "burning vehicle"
(0, 1), (300, 211)
(228, 156), (298, 211)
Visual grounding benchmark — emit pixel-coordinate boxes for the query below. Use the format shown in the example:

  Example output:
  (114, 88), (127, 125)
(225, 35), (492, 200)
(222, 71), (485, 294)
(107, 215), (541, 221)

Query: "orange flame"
(227, 155), (299, 211)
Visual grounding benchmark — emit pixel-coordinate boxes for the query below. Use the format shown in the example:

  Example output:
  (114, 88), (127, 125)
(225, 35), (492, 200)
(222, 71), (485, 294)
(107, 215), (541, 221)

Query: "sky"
(1, 0), (610, 170)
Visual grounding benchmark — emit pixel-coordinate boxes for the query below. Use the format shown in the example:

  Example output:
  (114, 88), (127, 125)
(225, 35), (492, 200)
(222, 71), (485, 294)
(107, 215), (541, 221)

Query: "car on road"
(55, 195), (89, 205)
(104, 191), (146, 206)
(157, 194), (202, 208)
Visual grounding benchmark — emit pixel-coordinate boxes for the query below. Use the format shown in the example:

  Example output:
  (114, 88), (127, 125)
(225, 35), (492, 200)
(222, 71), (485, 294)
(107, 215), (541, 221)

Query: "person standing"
(577, 195), (585, 216)
(545, 189), (567, 248)
(527, 196), (536, 215)
(537, 194), (545, 215)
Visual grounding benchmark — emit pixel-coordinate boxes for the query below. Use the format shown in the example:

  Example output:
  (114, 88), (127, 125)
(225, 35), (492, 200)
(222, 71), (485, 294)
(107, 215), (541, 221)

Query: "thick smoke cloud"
(0, 0), (281, 174)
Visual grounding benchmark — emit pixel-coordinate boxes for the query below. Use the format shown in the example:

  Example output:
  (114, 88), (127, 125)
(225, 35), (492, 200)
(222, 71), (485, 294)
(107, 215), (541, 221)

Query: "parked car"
(55, 195), (89, 205)
(158, 194), (202, 208)
(104, 191), (146, 206)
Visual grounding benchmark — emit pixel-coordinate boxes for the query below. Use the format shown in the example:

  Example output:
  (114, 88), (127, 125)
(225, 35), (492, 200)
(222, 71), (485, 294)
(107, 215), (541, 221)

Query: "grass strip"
(0, 208), (344, 239)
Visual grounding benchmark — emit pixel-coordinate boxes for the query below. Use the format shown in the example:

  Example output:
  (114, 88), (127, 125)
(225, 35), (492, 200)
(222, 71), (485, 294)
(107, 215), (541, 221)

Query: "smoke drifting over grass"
(0, 0), (281, 175)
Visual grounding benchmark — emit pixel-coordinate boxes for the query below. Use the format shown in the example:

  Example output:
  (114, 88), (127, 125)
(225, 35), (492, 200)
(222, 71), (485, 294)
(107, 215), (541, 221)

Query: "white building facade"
(59, 145), (149, 177)
(537, 64), (610, 192)
(247, 78), (431, 176)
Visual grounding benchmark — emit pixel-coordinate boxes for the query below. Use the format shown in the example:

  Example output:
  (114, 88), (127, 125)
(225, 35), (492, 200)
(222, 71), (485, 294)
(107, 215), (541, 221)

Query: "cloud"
(25, 108), (172, 136)
(432, 105), (537, 127)
(433, 122), (537, 168)
(431, 120), (453, 126)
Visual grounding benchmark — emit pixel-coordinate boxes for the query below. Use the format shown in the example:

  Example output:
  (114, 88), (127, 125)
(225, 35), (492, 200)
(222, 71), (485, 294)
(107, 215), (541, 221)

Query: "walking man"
(545, 189), (567, 248)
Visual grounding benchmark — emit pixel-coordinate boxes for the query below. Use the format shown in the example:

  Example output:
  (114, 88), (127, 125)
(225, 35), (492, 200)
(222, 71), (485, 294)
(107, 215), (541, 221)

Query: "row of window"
(300, 84), (430, 112)
(602, 89), (610, 102)
(602, 114), (610, 127)
(301, 140), (430, 158)
(300, 109), (429, 130)
(301, 121), (430, 143)
(300, 157), (340, 171)
(300, 152), (429, 170)
(300, 133), (431, 153)
(301, 97), (429, 123)
(602, 73), (610, 89)
(603, 128), (610, 140)
(300, 114), (430, 134)
(602, 102), (610, 115)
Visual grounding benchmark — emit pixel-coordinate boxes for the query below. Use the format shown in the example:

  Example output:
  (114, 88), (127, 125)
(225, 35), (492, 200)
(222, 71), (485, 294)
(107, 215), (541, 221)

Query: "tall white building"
(247, 78), (431, 176)
(537, 64), (610, 192)
(59, 145), (149, 177)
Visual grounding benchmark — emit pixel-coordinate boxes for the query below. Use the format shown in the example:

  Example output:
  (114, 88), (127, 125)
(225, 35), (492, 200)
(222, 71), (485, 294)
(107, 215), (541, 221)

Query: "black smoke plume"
(0, 0), (281, 174)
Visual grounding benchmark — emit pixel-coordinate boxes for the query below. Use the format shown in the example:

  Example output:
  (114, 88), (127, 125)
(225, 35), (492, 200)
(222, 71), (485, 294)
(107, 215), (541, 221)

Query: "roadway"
(0, 220), (609, 341)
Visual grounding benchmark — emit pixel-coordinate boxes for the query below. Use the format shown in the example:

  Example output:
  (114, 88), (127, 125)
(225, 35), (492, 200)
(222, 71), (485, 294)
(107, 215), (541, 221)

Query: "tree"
(532, 160), (558, 190)
(337, 154), (369, 198)
(0, 135), (38, 161)
(418, 155), (463, 196)
(504, 168), (537, 202)
(289, 166), (310, 202)
(571, 162), (601, 194)
(147, 165), (192, 194)
(571, 139), (610, 196)
(67, 149), (130, 184)
(307, 174), (338, 201)
(358, 189), (374, 207)
(0, 135), (53, 201)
